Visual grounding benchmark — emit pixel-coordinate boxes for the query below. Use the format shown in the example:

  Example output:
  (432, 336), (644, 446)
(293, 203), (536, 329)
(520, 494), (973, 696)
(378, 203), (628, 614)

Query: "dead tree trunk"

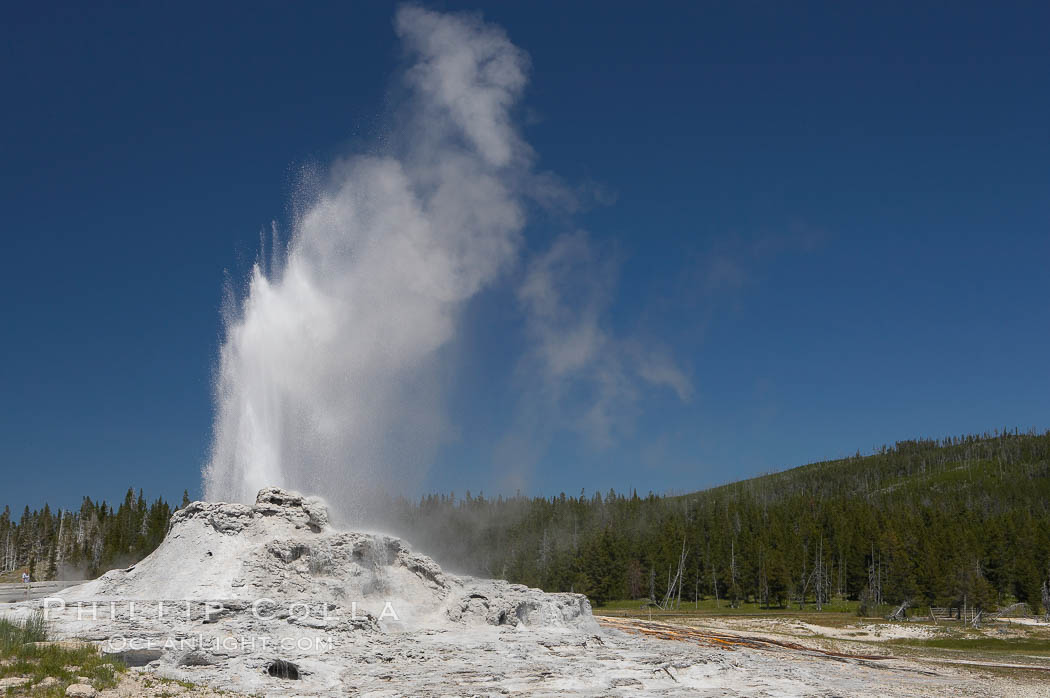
(1042, 576), (1050, 622)
(660, 539), (688, 610)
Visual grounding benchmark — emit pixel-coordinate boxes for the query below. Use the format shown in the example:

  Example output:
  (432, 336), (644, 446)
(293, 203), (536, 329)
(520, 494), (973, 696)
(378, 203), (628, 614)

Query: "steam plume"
(204, 6), (692, 518)
(204, 7), (532, 517)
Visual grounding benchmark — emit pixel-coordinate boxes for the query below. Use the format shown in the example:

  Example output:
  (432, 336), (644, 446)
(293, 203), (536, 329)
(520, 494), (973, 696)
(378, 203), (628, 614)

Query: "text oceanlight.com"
(106, 634), (332, 652)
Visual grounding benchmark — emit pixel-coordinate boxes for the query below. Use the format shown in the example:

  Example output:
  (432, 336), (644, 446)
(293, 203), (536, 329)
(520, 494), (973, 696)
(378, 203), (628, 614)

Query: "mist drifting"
(204, 6), (690, 521)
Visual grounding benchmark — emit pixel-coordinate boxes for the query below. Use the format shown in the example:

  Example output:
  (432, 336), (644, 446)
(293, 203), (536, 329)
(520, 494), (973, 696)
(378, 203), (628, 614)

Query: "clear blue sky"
(2, 1), (1048, 513)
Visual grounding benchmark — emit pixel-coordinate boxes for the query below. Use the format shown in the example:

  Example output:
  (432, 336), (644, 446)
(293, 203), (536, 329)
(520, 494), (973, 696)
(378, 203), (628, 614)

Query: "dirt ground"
(99, 671), (247, 697)
(596, 609), (1050, 697)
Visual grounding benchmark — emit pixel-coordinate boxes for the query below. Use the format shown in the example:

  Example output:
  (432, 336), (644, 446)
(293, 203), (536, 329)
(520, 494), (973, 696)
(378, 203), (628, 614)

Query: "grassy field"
(889, 636), (1050, 654)
(0, 614), (125, 696)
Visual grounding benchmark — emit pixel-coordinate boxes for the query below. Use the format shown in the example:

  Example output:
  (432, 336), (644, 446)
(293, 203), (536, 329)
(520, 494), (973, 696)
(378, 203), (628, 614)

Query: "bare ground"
(595, 610), (1050, 697)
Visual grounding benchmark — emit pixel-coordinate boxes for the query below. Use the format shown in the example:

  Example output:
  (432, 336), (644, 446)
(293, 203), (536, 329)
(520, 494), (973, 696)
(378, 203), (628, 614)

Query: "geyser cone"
(61, 487), (596, 634)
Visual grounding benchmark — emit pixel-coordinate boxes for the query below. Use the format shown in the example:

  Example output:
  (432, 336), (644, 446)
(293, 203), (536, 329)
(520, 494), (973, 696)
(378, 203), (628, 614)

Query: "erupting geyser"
(204, 6), (535, 516)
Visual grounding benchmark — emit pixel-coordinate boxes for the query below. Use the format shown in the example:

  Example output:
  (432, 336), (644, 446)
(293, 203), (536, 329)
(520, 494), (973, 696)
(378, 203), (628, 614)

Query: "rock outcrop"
(61, 488), (594, 634)
(34, 488), (599, 695)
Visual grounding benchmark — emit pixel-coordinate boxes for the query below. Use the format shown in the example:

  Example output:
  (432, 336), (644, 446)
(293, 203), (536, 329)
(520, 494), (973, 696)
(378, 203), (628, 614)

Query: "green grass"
(889, 636), (1050, 654)
(0, 613), (48, 651)
(0, 614), (125, 696)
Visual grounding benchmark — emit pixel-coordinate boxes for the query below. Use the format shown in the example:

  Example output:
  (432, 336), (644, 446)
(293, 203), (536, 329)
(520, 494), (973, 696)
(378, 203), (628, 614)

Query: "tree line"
(390, 429), (1050, 613)
(4, 430), (1049, 617)
(0, 489), (187, 580)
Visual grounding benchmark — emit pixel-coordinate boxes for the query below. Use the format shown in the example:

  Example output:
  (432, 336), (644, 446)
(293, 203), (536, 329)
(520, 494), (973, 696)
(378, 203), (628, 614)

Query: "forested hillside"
(0, 489), (184, 580)
(4, 431), (1050, 616)
(392, 429), (1050, 612)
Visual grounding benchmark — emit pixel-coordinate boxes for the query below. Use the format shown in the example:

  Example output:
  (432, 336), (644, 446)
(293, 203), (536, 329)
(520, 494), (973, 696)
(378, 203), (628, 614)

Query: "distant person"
(22, 571), (30, 598)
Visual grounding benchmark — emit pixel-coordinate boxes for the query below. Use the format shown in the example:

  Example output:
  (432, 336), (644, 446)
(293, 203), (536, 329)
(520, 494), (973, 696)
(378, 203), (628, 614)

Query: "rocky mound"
(63, 487), (595, 634)
(4, 488), (970, 696)
(21, 488), (603, 695)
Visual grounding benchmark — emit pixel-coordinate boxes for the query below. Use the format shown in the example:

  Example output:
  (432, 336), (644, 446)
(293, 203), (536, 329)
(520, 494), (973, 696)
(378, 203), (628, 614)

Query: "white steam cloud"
(514, 232), (692, 451)
(204, 6), (691, 517)
(205, 7), (531, 515)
